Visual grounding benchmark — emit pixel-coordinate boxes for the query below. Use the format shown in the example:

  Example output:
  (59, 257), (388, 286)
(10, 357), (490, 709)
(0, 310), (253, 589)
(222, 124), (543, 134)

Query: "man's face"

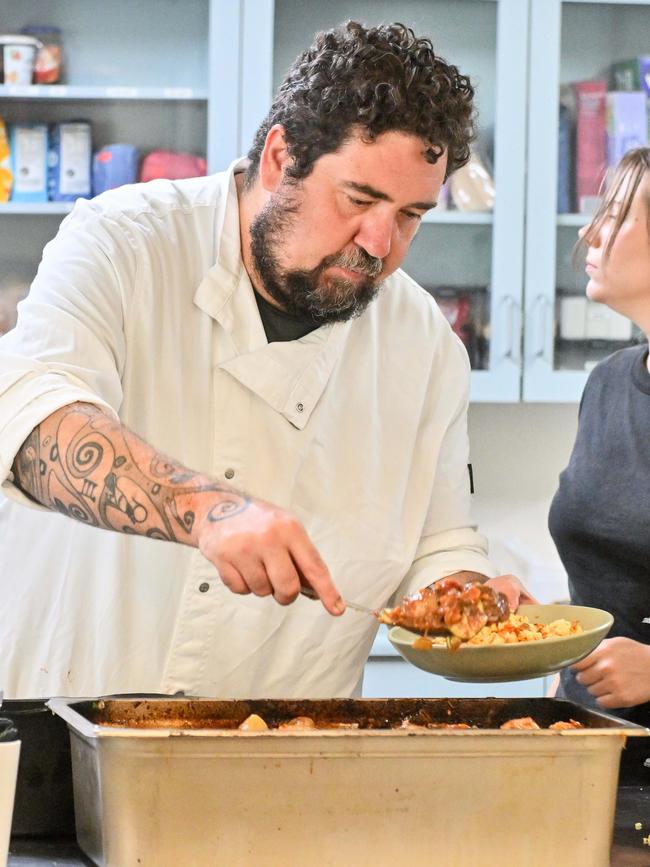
(249, 130), (447, 323)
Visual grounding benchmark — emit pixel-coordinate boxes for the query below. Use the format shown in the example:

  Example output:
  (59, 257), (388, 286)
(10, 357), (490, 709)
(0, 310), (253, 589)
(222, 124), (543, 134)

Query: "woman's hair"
(577, 147), (650, 262)
(245, 20), (476, 186)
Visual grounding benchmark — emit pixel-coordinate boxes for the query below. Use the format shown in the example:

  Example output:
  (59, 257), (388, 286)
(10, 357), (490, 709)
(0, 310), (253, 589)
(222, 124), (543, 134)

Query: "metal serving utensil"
(299, 586), (378, 616)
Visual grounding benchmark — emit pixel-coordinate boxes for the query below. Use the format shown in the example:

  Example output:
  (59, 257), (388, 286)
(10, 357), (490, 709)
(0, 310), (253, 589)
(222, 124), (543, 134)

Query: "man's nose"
(354, 213), (393, 260)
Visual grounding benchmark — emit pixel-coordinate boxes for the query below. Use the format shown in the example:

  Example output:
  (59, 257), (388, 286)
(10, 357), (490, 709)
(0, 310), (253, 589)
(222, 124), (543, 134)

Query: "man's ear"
(259, 124), (292, 193)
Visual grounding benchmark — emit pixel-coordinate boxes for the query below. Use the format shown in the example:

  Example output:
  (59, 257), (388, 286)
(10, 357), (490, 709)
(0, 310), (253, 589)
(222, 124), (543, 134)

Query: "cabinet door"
(524, 0), (649, 402)
(238, 0), (529, 402)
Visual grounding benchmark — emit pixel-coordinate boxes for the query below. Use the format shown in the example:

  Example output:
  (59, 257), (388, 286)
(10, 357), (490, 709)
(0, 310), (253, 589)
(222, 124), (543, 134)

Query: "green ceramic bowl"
(387, 604), (614, 683)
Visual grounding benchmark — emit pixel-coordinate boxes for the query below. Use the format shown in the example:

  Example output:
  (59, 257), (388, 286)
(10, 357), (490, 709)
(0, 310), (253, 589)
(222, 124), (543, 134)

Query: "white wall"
(467, 402), (579, 603)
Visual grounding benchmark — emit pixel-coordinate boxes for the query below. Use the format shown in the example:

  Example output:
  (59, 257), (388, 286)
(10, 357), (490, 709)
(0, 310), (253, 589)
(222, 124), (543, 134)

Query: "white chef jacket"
(0, 158), (495, 699)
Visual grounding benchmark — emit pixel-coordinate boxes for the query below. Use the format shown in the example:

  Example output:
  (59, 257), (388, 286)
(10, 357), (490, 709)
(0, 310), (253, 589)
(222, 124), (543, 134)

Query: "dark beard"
(249, 192), (384, 324)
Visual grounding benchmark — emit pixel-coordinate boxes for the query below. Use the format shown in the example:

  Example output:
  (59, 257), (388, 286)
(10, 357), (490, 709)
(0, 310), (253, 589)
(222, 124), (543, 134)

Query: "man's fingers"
(519, 590), (539, 605)
(263, 549), (301, 605)
(218, 562), (251, 595)
(290, 534), (343, 616)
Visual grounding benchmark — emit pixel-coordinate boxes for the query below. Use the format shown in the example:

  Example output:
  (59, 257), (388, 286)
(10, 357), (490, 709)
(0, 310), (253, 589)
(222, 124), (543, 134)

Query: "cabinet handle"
(531, 295), (554, 362)
(498, 295), (521, 364)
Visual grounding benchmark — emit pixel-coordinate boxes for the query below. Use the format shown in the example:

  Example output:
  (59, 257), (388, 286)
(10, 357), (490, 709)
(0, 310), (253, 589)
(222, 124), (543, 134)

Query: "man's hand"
(195, 496), (345, 616)
(440, 571), (537, 612)
(483, 574), (538, 612)
(572, 638), (650, 709)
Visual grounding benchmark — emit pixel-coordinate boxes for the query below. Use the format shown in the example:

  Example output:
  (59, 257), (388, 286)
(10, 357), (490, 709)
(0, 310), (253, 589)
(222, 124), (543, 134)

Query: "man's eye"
(402, 211), (422, 221)
(349, 197), (372, 207)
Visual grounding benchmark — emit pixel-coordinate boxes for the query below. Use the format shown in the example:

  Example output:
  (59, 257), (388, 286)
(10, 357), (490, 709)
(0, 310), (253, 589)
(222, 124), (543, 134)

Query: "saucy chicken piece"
(500, 716), (540, 730)
(548, 719), (583, 730)
(277, 716), (316, 730)
(378, 578), (510, 641)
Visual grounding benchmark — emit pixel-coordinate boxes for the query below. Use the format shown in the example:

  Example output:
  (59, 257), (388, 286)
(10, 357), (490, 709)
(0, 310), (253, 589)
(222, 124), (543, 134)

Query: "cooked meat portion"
(548, 719), (583, 730)
(500, 717), (540, 730)
(277, 716), (316, 730)
(378, 578), (510, 640)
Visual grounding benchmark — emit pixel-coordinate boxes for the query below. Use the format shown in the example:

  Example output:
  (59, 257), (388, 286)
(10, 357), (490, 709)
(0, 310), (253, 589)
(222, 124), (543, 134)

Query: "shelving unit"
(0, 203), (74, 215)
(0, 85), (208, 101)
(0, 0), (221, 309)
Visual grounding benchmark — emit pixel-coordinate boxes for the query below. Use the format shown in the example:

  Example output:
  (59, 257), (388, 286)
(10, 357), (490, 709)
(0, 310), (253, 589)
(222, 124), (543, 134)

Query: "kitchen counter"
(8, 782), (650, 866)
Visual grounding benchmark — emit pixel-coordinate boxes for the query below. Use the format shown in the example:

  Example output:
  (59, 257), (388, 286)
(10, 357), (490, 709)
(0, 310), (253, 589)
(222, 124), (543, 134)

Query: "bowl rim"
(388, 604), (614, 653)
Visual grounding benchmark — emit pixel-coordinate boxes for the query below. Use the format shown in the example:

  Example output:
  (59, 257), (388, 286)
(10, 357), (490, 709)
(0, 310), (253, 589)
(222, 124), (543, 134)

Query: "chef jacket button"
(296, 402), (304, 412)
(224, 468), (235, 479)
(199, 582), (210, 593)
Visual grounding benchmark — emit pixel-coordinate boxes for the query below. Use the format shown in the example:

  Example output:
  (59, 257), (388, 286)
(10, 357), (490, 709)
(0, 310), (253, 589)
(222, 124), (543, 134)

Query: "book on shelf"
(606, 91), (648, 168)
(610, 56), (650, 96)
(609, 56), (650, 141)
(575, 80), (607, 215)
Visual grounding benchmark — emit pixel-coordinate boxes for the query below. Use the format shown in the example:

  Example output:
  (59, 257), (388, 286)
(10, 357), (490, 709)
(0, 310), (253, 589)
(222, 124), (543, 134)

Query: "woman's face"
(580, 171), (650, 325)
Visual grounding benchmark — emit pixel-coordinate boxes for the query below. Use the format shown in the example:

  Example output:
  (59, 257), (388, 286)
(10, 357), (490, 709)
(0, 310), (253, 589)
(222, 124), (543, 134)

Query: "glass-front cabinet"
(223, 0), (529, 402)
(6, 0), (650, 402)
(524, 0), (650, 401)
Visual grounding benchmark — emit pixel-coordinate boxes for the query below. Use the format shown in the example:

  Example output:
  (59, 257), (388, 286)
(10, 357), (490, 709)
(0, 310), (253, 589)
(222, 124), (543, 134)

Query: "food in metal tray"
(378, 577), (510, 644)
(239, 712), (584, 733)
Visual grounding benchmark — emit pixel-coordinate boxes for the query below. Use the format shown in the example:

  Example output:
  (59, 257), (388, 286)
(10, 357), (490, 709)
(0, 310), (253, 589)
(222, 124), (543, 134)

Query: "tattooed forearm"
(11, 402), (250, 544)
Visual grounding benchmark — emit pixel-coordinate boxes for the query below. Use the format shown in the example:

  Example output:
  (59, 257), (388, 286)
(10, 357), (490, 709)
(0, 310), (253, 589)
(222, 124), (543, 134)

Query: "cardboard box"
(9, 124), (48, 202)
(48, 122), (92, 201)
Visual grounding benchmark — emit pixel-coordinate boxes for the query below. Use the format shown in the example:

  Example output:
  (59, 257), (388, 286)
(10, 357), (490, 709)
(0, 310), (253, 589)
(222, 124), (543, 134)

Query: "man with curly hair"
(0, 21), (528, 698)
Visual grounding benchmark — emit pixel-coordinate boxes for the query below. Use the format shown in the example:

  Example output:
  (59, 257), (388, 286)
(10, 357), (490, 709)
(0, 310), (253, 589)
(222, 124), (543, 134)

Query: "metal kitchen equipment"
(2, 699), (75, 836)
(49, 696), (649, 867)
(299, 585), (377, 616)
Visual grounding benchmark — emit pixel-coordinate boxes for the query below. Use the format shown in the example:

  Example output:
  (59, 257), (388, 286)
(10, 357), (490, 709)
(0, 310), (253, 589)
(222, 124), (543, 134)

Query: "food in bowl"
(378, 577), (510, 643)
(419, 612), (584, 648)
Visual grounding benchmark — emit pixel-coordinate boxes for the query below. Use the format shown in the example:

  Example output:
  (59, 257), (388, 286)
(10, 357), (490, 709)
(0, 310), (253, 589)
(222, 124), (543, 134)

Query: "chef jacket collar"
(193, 157), (351, 430)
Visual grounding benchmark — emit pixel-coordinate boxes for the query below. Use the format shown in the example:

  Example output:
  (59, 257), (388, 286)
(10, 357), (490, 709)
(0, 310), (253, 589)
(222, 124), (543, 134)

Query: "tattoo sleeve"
(11, 402), (250, 544)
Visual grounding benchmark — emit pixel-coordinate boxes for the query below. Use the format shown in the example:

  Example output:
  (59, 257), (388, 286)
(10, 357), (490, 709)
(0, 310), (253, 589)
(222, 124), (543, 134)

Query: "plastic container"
(50, 696), (649, 867)
(92, 144), (139, 195)
(0, 718), (20, 867)
(21, 26), (62, 84)
(0, 35), (41, 86)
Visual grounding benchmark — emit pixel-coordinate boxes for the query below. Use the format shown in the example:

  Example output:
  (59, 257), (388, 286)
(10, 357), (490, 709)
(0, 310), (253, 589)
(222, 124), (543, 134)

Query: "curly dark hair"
(245, 20), (476, 185)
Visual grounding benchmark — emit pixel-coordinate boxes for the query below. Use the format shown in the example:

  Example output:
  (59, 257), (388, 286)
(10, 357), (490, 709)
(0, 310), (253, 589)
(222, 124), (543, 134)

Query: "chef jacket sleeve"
(0, 199), (135, 508)
(392, 337), (496, 600)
